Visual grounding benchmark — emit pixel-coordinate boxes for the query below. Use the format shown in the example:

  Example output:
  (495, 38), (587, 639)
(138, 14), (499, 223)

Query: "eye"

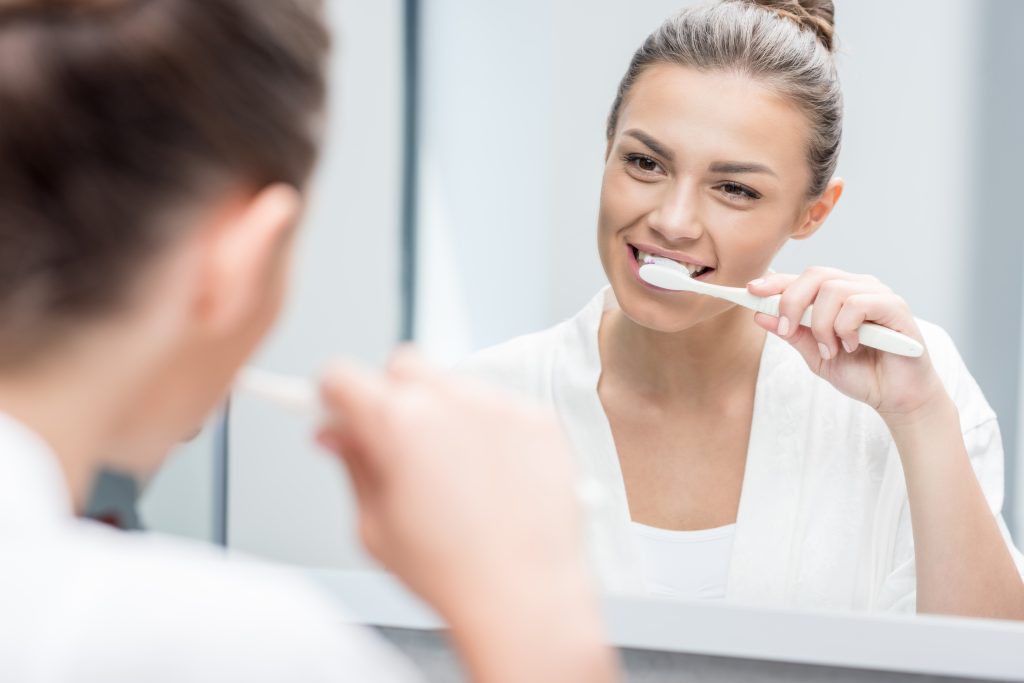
(623, 153), (664, 176)
(716, 181), (761, 201)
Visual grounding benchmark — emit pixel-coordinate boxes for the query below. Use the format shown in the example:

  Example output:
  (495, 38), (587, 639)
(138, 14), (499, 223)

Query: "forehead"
(616, 63), (810, 173)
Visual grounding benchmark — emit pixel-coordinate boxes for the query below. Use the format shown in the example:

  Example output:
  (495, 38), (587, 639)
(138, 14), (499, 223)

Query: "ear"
(192, 183), (303, 334)
(790, 177), (844, 241)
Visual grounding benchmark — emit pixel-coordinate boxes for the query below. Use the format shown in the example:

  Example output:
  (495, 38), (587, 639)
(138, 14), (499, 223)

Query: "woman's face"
(599, 63), (827, 333)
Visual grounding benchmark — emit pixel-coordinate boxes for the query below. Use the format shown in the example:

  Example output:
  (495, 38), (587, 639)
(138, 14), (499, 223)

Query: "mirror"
(411, 0), (1024, 617)
(141, 0), (1024, 633)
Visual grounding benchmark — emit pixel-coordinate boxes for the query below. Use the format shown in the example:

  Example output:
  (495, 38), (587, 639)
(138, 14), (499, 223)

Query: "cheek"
(715, 216), (792, 281)
(598, 170), (654, 238)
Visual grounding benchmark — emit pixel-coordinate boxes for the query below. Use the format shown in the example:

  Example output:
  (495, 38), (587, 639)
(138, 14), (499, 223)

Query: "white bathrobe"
(461, 287), (1024, 613)
(0, 412), (421, 682)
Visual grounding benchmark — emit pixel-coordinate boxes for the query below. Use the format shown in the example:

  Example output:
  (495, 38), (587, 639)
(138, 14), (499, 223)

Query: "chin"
(611, 276), (710, 333)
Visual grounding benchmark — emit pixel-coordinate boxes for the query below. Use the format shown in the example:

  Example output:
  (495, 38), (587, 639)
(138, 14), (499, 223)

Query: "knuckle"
(818, 279), (842, 298)
(833, 315), (857, 336)
(388, 386), (431, 427)
(806, 265), (840, 279)
(846, 292), (870, 307)
(778, 294), (802, 319)
(810, 319), (833, 341)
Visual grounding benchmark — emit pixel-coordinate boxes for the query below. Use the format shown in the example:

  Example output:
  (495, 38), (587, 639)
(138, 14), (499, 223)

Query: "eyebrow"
(623, 129), (778, 177)
(623, 129), (674, 162)
(708, 161), (777, 177)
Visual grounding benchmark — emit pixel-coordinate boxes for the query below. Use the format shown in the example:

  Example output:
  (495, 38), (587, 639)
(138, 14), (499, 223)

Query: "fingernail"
(748, 278), (766, 288)
(818, 343), (831, 360)
(842, 340), (854, 354)
(777, 317), (790, 337)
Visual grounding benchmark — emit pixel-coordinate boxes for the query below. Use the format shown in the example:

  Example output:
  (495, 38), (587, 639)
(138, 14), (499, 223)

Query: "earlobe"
(192, 183), (303, 334)
(791, 177), (844, 241)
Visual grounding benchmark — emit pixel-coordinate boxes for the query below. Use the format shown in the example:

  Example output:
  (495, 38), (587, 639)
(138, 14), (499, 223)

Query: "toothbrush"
(235, 366), (326, 420)
(638, 256), (924, 358)
(234, 366), (611, 509)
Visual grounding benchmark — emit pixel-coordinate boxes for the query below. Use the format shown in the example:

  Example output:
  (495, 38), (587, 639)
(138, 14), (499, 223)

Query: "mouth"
(629, 245), (715, 280)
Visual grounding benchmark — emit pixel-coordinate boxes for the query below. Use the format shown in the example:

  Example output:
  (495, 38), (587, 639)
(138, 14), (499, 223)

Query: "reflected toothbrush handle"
(854, 322), (925, 358)
(752, 296), (923, 358)
(754, 294), (785, 318)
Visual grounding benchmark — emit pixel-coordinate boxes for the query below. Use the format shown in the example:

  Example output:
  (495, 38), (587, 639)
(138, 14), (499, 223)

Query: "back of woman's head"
(607, 0), (841, 198)
(0, 0), (329, 365)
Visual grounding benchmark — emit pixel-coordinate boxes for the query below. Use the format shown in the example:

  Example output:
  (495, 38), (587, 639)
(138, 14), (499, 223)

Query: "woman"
(0, 1), (614, 681)
(463, 0), (1024, 617)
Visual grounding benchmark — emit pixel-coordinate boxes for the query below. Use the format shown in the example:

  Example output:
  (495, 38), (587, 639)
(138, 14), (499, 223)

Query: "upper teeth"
(637, 250), (705, 276)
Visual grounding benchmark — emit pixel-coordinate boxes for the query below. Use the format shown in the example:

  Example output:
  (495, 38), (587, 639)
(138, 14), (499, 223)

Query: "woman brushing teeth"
(464, 0), (1024, 617)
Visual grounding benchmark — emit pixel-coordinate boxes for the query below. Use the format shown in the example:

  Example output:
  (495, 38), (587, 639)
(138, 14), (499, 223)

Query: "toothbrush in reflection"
(234, 365), (609, 510)
(638, 256), (924, 358)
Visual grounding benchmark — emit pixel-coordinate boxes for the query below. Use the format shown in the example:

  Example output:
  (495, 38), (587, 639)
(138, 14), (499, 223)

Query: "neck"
(0, 336), (140, 513)
(600, 302), (766, 404)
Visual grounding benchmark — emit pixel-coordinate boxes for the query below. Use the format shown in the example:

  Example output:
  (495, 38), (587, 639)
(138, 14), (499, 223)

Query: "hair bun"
(742, 0), (836, 52)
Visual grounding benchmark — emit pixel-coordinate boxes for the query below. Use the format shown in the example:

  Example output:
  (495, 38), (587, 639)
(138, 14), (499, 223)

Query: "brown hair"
(0, 0), (329, 364)
(606, 0), (841, 198)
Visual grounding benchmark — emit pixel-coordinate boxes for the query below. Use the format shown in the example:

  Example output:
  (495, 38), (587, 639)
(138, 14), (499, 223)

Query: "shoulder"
(41, 522), (416, 682)
(459, 322), (570, 380)
(456, 290), (604, 398)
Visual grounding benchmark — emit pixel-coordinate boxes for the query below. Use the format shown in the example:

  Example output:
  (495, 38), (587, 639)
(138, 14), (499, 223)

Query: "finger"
(747, 272), (797, 296)
(316, 428), (386, 565)
(756, 312), (824, 370)
(387, 344), (437, 384)
(315, 428), (342, 454)
(771, 267), (845, 340)
(319, 360), (392, 468)
(316, 425), (380, 500)
(809, 279), (867, 359)
(834, 293), (923, 354)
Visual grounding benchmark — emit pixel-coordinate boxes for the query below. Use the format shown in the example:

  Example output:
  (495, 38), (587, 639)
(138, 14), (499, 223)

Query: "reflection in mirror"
(223, 0), (402, 570)
(135, 419), (219, 542)
(84, 419), (218, 541)
(414, 0), (1024, 619)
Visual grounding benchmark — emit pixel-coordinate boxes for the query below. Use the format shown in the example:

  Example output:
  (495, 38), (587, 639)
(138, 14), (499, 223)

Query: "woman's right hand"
(317, 347), (616, 683)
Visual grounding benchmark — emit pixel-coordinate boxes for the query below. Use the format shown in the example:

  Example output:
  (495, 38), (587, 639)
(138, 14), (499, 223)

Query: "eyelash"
(622, 153), (663, 176)
(715, 181), (761, 201)
(622, 153), (763, 201)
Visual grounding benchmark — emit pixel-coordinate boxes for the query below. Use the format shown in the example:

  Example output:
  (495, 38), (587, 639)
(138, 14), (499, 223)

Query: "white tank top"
(631, 522), (737, 600)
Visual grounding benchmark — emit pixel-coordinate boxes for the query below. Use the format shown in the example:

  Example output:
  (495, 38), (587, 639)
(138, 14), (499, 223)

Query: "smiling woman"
(461, 0), (1024, 619)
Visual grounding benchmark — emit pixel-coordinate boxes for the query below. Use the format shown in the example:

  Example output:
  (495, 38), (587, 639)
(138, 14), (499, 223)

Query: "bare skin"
(599, 304), (762, 530)
(594, 63), (1024, 618)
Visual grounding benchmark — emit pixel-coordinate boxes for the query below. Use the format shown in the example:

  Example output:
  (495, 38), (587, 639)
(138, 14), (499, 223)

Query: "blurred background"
(138, 0), (1024, 579)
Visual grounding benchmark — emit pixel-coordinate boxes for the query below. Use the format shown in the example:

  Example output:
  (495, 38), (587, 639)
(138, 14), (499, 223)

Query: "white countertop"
(307, 568), (1024, 681)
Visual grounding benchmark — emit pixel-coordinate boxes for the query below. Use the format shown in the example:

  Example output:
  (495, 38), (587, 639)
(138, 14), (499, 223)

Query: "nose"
(648, 179), (704, 242)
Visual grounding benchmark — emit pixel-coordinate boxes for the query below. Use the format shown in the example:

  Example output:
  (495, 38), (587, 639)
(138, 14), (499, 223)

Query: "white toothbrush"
(638, 256), (924, 358)
(234, 366), (612, 509)
(235, 366), (326, 420)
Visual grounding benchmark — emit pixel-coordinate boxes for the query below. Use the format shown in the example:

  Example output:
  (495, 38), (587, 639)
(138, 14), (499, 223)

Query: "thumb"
(319, 359), (392, 471)
(316, 426), (378, 498)
(387, 344), (437, 384)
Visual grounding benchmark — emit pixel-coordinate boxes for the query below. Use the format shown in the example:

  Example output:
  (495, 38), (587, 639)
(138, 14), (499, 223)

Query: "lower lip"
(627, 245), (713, 291)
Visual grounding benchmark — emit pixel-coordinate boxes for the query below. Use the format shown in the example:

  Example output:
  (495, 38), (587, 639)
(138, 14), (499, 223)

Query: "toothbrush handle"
(757, 295), (924, 358)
